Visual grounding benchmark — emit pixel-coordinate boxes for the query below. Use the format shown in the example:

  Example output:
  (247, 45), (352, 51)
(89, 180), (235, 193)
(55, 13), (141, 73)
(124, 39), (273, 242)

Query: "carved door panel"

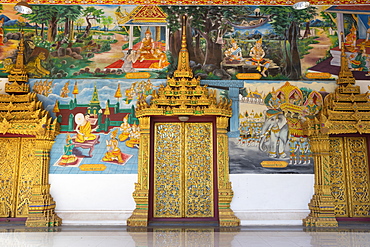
(0, 138), (36, 218)
(330, 137), (370, 218)
(152, 122), (215, 219)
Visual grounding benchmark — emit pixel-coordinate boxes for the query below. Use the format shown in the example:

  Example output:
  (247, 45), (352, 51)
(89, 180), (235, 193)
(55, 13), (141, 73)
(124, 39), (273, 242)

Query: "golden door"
(0, 138), (38, 218)
(152, 122), (215, 219)
(330, 137), (370, 218)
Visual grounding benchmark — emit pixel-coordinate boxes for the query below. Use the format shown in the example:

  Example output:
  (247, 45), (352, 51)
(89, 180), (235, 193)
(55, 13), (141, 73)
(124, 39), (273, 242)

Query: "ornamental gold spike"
(6, 31), (30, 94)
(337, 32), (356, 86)
(173, 15), (193, 78)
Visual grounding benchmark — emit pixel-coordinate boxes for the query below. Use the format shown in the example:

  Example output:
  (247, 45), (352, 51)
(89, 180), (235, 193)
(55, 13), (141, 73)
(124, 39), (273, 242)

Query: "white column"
(129, 25), (133, 49)
(337, 13), (344, 49)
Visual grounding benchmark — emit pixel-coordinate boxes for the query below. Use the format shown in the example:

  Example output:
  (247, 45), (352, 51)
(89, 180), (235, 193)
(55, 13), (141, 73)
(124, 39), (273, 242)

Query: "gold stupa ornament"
(136, 15), (231, 119)
(0, 31), (61, 227)
(128, 15), (239, 227)
(6, 31), (30, 94)
(303, 37), (370, 227)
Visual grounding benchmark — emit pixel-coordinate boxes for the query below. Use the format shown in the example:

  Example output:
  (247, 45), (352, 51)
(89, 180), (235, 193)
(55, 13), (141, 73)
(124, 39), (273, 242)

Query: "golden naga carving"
(303, 36), (370, 227)
(0, 31), (61, 227)
(128, 15), (239, 227)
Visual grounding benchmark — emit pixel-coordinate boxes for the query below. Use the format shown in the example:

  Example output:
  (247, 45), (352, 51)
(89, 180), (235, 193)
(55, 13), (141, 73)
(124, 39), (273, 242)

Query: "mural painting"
(28, 78), (166, 174)
(229, 80), (339, 174)
(1, 4), (370, 81)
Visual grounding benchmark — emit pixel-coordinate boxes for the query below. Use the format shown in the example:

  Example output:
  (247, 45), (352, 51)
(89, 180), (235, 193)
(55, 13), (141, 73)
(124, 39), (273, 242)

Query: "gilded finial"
(337, 32), (356, 86)
(174, 15), (193, 78)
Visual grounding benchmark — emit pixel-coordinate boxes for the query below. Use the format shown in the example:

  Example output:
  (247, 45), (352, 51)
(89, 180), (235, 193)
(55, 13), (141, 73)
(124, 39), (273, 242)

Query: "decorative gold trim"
(0, 30), (61, 227)
(303, 37), (370, 227)
(0, 0), (367, 5)
(216, 117), (240, 227)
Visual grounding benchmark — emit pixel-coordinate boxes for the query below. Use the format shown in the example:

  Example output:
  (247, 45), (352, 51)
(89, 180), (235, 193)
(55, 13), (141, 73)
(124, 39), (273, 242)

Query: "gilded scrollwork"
(0, 139), (20, 217)
(185, 123), (214, 218)
(153, 123), (183, 218)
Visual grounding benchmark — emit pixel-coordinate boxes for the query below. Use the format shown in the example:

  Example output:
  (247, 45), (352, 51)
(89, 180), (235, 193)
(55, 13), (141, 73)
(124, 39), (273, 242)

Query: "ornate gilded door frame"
(127, 15), (239, 227)
(148, 116), (218, 223)
(329, 134), (370, 219)
(303, 39), (370, 227)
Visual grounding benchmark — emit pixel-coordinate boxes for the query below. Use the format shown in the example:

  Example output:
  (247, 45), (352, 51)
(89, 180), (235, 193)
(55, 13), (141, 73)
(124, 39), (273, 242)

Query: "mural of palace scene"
(1, 4), (370, 80)
(229, 80), (341, 174)
(29, 78), (166, 174)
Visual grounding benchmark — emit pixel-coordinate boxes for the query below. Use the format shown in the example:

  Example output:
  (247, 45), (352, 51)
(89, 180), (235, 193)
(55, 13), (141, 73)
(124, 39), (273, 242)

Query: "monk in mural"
(74, 113), (99, 143)
(150, 48), (170, 69)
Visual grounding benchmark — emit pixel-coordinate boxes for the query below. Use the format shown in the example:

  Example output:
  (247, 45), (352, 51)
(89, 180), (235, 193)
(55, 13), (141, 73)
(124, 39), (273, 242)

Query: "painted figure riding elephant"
(259, 110), (289, 158)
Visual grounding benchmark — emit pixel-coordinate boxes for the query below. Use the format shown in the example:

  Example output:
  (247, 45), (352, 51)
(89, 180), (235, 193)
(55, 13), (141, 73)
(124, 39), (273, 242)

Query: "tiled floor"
(1, 222), (370, 247)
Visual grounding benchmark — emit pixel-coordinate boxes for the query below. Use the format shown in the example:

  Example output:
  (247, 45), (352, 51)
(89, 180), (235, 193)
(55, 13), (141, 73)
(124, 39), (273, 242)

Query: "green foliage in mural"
(259, 6), (318, 79)
(162, 6), (253, 66)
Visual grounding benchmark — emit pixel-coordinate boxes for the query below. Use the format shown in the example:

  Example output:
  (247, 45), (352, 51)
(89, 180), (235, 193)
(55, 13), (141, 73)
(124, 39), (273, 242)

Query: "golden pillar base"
(218, 188), (240, 227)
(25, 184), (61, 227)
(303, 186), (338, 228)
(127, 186), (149, 227)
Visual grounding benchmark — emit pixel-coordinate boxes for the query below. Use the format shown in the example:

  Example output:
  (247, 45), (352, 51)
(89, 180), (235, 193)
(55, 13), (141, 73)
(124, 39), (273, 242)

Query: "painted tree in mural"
(82, 7), (104, 38)
(101, 16), (113, 32)
(23, 5), (82, 42)
(320, 11), (337, 29)
(260, 6), (317, 79)
(61, 6), (83, 40)
(21, 5), (48, 38)
(162, 6), (251, 65)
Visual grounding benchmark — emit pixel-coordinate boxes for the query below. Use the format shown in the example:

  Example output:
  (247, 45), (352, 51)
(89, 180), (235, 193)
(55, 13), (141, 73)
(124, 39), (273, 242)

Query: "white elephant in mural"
(258, 111), (289, 158)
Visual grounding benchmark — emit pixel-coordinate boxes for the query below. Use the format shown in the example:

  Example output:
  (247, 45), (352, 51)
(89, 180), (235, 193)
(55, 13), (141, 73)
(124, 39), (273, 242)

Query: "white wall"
(49, 174), (314, 226)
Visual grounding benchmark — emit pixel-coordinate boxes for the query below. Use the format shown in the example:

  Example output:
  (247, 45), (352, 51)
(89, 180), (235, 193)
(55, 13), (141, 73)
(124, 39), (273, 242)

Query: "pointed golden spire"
(337, 32), (356, 86)
(6, 30), (30, 94)
(174, 15), (193, 78)
(72, 81), (79, 98)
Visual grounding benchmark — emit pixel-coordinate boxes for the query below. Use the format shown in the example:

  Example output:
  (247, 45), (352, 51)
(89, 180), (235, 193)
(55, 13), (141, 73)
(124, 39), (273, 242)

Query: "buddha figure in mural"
(138, 28), (156, 62)
(74, 113), (99, 143)
(245, 38), (270, 77)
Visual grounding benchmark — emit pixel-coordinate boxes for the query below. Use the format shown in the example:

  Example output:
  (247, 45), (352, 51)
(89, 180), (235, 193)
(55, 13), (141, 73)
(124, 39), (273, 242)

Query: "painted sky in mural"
(1, 4), (370, 81)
